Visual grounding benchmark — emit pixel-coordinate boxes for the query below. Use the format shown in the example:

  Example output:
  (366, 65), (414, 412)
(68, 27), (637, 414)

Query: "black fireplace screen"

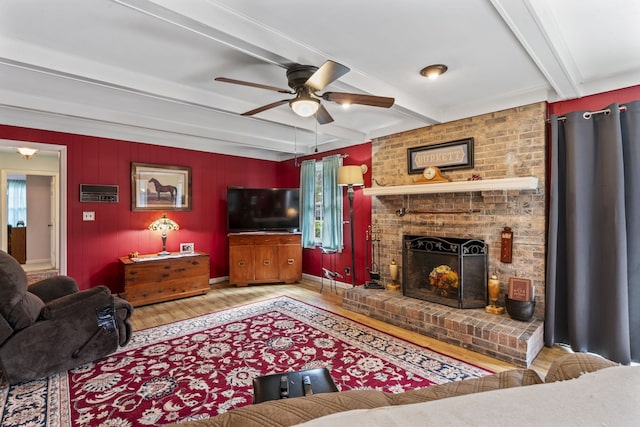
(402, 235), (487, 309)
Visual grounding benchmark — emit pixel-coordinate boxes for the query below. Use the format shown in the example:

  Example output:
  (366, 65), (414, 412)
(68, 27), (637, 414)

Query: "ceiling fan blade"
(315, 104), (334, 125)
(305, 60), (350, 91)
(322, 92), (395, 108)
(215, 77), (293, 94)
(241, 99), (290, 116)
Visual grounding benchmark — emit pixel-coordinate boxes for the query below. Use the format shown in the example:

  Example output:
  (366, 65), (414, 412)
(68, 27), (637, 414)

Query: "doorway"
(0, 140), (67, 274)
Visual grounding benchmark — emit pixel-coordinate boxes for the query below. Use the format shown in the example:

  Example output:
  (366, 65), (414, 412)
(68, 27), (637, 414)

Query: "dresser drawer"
(229, 235), (256, 246)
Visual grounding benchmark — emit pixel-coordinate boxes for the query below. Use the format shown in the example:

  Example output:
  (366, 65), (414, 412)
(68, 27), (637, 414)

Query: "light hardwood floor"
(129, 279), (570, 378)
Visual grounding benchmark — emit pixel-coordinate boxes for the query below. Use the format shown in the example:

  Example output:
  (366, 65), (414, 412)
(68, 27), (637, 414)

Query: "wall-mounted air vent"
(80, 184), (119, 203)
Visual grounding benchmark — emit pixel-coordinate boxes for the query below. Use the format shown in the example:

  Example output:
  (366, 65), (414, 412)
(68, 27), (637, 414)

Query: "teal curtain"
(7, 179), (27, 227)
(300, 159), (316, 248)
(321, 155), (343, 251)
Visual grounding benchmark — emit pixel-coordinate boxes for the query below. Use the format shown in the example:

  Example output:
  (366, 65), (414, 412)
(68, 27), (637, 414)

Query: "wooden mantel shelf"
(362, 176), (539, 196)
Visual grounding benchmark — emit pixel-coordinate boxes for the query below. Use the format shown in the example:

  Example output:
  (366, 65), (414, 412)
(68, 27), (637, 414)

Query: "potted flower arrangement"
(428, 265), (459, 298)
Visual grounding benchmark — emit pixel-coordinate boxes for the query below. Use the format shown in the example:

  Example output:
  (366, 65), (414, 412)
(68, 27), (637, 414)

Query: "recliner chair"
(0, 250), (133, 385)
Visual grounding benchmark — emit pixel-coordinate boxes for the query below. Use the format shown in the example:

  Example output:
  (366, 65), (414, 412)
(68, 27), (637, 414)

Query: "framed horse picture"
(131, 162), (192, 211)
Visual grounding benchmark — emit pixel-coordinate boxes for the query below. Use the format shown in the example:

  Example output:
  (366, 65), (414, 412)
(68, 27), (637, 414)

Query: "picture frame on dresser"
(180, 242), (195, 254)
(131, 162), (192, 211)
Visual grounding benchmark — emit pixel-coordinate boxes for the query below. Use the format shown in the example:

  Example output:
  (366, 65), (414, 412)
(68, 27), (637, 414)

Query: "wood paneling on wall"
(0, 125), (283, 292)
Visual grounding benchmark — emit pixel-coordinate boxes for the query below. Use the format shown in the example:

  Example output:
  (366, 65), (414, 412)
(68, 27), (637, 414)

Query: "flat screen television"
(227, 187), (300, 232)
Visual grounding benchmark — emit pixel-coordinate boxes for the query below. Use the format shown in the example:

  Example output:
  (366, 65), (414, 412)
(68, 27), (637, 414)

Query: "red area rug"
(0, 296), (491, 426)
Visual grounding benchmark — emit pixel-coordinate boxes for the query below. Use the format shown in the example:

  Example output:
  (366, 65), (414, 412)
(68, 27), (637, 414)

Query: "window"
(7, 178), (27, 227)
(300, 156), (343, 250)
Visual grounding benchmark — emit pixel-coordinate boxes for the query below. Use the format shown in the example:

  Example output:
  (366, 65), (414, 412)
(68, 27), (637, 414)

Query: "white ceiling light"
(16, 147), (39, 159)
(420, 64), (448, 80)
(289, 95), (320, 117)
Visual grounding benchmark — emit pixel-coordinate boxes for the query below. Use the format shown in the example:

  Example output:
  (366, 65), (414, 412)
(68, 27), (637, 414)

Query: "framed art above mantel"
(407, 138), (474, 174)
(131, 162), (192, 211)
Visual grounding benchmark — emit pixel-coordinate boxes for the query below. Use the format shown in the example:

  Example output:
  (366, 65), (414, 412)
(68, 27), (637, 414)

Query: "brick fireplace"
(343, 288), (544, 367)
(347, 101), (547, 367)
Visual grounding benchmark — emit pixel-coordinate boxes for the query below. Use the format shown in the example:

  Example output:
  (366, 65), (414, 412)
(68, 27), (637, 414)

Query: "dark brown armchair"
(0, 250), (133, 385)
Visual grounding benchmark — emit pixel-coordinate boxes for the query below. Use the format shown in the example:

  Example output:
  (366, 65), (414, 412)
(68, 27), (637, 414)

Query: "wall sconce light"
(148, 213), (179, 255)
(338, 165), (365, 287)
(16, 147), (39, 160)
(420, 64), (448, 80)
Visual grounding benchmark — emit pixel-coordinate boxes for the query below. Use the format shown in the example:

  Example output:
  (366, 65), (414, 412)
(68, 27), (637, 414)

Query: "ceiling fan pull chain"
(314, 119), (318, 152)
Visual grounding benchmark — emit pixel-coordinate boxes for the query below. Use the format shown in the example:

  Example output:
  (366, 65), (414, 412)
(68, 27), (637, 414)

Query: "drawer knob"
(287, 258), (294, 265)
(238, 261), (245, 267)
(263, 259), (270, 266)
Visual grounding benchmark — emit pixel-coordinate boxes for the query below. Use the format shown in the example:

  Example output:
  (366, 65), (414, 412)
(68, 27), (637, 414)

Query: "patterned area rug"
(0, 296), (491, 426)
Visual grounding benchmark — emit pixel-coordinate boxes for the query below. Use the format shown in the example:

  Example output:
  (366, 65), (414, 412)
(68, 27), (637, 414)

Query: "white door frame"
(0, 140), (67, 274)
(2, 170), (59, 268)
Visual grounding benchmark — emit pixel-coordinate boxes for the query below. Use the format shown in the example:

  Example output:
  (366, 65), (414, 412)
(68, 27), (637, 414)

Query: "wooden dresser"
(119, 251), (210, 307)
(228, 233), (302, 286)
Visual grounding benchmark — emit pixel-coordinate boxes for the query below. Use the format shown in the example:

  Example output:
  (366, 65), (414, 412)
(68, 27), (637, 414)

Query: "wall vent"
(80, 184), (119, 203)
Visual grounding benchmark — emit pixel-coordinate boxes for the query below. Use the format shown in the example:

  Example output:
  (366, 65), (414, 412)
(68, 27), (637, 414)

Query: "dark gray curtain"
(546, 100), (640, 364)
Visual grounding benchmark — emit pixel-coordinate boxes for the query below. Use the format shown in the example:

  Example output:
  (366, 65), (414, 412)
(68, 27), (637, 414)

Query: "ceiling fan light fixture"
(290, 96), (320, 117)
(420, 64), (448, 80)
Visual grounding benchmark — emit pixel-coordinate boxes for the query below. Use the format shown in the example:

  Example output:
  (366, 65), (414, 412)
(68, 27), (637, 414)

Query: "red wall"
(279, 143), (372, 287)
(1, 124), (372, 291)
(1, 125), (284, 292)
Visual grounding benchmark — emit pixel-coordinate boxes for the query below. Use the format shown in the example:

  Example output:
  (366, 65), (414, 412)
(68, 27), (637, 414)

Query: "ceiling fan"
(215, 60), (395, 124)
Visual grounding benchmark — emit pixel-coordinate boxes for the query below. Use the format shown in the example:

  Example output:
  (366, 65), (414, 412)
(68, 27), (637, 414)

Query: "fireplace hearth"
(402, 235), (487, 309)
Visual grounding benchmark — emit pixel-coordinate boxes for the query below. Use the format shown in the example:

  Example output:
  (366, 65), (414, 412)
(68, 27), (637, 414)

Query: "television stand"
(228, 232), (302, 286)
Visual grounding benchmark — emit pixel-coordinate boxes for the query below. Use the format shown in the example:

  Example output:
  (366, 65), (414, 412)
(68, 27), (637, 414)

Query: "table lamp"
(148, 213), (179, 255)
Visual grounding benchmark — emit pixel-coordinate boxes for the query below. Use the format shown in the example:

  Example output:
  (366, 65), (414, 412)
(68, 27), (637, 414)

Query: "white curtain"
(7, 179), (27, 227)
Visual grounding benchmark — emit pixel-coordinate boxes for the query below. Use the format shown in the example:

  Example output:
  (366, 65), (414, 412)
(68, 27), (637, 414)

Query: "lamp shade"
(148, 213), (179, 232)
(337, 165), (364, 187)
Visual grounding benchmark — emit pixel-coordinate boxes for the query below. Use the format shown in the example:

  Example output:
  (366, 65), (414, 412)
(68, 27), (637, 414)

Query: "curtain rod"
(555, 105), (627, 121)
(296, 153), (348, 167)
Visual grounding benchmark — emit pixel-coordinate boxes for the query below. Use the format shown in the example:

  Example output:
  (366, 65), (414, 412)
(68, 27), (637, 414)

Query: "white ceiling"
(1, 0), (639, 161)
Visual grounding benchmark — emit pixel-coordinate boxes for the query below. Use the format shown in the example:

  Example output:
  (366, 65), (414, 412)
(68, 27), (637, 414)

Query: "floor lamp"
(338, 165), (364, 287)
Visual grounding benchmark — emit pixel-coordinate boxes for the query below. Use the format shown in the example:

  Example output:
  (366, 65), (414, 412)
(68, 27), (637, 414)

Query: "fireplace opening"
(402, 235), (487, 308)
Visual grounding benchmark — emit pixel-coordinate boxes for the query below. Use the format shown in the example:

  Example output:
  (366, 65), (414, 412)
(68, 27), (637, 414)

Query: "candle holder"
(387, 258), (400, 291)
(485, 273), (505, 314)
